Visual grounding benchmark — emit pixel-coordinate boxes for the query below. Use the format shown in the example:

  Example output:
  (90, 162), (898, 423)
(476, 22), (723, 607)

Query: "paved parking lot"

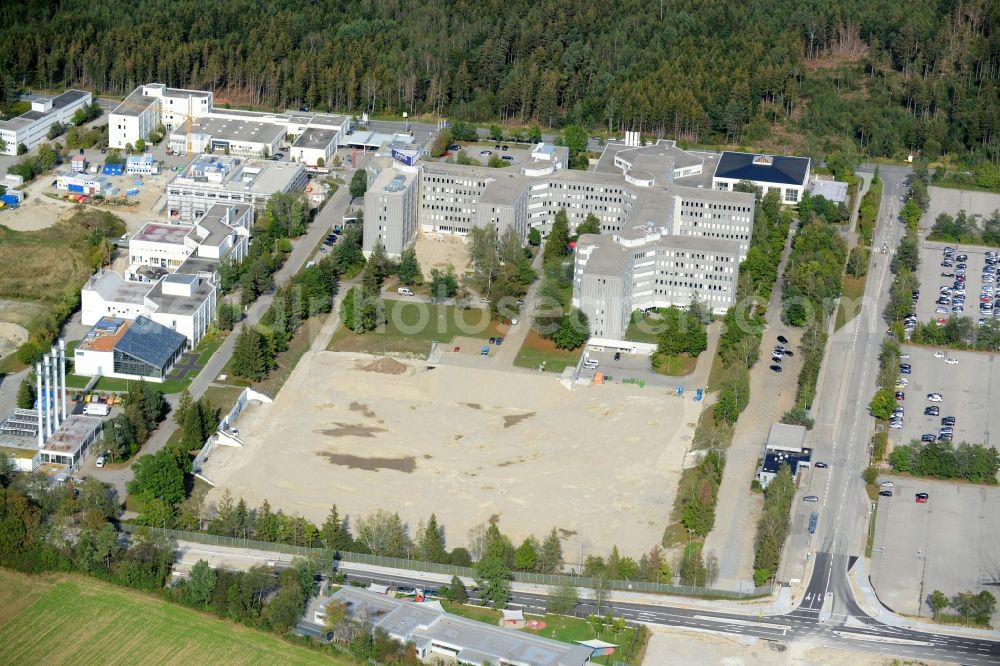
(892, 345), (1000, 447)
(914, 240), (997, 325)
(870, 475), (1000, 623)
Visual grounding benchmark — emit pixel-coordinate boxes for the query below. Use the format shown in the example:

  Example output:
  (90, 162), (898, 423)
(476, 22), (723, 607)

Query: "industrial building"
(55, 172), (109, 196)
(0, 342), (103, 481)
(110, 82), (349, 157)
(73, 316), (187, 382)
(290, 127), (340, 167)
(325, 587), (592, 666)
(0, 90), (93, 156)
(712, 151), (811, 203)
(125, 153), (159, 175)
(165, 154), (306, 220)
(756, 424), (812, 488)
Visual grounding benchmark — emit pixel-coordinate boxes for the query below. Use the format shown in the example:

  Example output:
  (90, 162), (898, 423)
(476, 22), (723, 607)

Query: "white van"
(583, 359), (599, 370)
(397, 287), (414, 296)
(83, 403), (111, 417)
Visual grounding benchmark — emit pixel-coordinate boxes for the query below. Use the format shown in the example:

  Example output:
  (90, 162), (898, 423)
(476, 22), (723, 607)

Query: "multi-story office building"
(0, 90), (92, 156)
(166, 154), (307, 220)
(363, 161), (419, 257)
(362, 140), (766, 337)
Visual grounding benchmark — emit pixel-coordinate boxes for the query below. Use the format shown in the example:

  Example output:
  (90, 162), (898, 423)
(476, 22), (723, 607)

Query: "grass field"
(835, 275), (866, 331)
(0, 212), (121, 303)
(0, 569), (347, 665)
(624, 310), (662, 344)
(328, 299), (502, 356)
(513, 329), (581, 372)
(651, 353), (698, 376)
(439, 600), (642, 665)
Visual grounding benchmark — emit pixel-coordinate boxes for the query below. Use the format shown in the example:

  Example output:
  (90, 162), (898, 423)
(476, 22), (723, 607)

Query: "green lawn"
(835, 275), (866, 331)
(438, 600), (643, 665)
(328, 300), (503, 355)
(441, 600), (502, 623)
(528, 614), (641, 664)
(0, 569), (345, 665)
(624, 310), (662, 344)
(651, 353), (698, 376)
(513, 330), (581, 372)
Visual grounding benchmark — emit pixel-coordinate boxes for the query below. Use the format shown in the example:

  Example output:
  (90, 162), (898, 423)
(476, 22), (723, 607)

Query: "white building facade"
(0, 90), (92, 156)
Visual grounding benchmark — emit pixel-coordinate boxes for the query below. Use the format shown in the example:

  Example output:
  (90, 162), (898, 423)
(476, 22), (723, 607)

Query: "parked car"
(777, 335), (788, 344)
(802, 495), (819, 502)
(769, 364), (782, 372)
(815, 462), (829, 469)
(614, 352), (621, 361)
(915, 496), (928, 504)
(879, 480), (894, 487)
(879, 490), (894, 497)
(927, 393), (943, 402)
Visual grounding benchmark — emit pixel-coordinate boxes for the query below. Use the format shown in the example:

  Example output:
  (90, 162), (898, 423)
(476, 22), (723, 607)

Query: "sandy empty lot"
(413, 232), (471, 281)
(204, 352), (701, 560)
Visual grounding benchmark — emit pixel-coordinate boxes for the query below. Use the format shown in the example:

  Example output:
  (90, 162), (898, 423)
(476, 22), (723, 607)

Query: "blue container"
(68, 184), (85, 193)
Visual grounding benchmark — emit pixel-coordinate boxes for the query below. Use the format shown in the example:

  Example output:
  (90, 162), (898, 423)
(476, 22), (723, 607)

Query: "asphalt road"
(85, 179), (355, 497)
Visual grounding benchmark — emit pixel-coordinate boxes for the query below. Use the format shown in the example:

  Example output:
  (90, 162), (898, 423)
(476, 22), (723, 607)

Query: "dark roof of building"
(714, 152), (810, 186)
(114, 315), (186, 369)
(761, 450), (812, 475)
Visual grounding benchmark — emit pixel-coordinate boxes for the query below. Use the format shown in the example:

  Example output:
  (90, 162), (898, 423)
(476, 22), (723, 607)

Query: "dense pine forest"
(0, 0), (997, 161)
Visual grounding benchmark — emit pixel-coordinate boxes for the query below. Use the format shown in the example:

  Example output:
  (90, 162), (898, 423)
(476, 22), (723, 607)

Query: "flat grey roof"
(808, 178), (849, 203)
(369, 166), (415, 195)
(84, 270), (151, 304)
(767, 423), (807, 451)
(577, 234), (630, 276)
(177, 254), (223, 276)
(0, 89), (90, 131)
(189, 116), (284, 146)
(596, 140), (703, 180)
(292, 127), (339, 150)
(195, 215), (232, 244)
(147, 276), (214, 315)
(112, 87), (158, 117)
(333, 588), (590, 666)
(40, 415), (102, 455)
(480, 173), (529, 203)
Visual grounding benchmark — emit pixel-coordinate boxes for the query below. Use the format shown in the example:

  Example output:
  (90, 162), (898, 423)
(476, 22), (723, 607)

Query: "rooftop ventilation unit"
(384, 174), (406, 193)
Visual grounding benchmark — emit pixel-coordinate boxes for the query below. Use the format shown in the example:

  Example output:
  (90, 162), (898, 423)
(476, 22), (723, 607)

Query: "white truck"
(83, 403), (111, 417)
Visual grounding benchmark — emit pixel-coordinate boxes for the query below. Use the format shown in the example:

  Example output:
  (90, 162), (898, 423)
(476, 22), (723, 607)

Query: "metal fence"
(121, 525), (773, 600)
(191, 387), (251, 477)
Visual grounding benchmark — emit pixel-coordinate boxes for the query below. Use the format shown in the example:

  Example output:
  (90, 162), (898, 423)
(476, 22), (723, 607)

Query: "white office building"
(110, 82), (348, 155)
(0, 90), (92, 156)
(166, 154), (307, 220)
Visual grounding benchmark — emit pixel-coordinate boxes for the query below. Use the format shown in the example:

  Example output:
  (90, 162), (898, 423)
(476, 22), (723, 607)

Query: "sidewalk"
(851, 556), (1000, 640)
(701, 223), (801, 591)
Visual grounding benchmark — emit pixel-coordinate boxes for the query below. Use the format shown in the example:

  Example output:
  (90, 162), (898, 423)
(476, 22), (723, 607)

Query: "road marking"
(692, 615), (790, 631)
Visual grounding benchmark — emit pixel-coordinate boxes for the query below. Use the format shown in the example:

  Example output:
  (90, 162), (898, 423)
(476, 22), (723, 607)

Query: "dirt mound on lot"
(358, 357), (408, 375)
(0, 322), (29, 359)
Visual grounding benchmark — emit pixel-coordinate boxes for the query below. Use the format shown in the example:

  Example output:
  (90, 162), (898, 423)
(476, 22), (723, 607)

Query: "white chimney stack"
(50, 345), (60, 429)
(59, 339), (67, 421)
(43, 354), (52, 439)
(35, 362), (44, 448)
